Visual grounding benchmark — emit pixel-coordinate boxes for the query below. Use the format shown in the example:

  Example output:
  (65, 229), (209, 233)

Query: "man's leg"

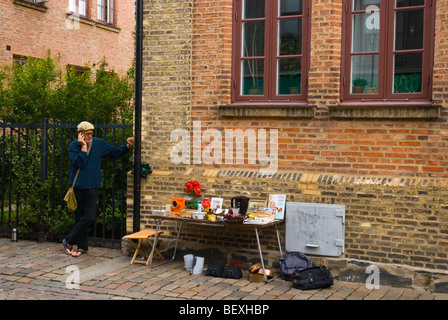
(65, 188), (98, 252)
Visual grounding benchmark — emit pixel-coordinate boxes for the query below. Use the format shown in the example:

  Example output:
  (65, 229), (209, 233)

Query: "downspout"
(133, 0), (143, 233)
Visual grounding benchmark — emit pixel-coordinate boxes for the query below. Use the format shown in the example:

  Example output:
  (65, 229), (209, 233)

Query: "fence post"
(39, 118), (48, 242)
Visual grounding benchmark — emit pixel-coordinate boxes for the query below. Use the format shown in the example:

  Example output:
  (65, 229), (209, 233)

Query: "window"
(67, 65), (90, 76)
(68, 0), (88, 18)
(97, 0), (114, 25)
(231, 0), (310, 104)
(341, 0), (435, 103)
(13, 55), (31, 65)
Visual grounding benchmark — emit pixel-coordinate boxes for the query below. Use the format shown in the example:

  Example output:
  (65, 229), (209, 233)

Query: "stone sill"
(95, 22), (121, 33)
(65, 13), (121, 33)
(218, 104), (316, 118)
(329, 104), (441, 120)
(13, 0), (47, 12)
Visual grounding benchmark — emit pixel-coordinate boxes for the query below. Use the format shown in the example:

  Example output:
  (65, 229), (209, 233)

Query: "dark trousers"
(65, 188), (98, 251)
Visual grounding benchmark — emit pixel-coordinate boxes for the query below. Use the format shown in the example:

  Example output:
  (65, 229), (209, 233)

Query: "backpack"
(279, 251), (313, 281)
(292, 266), (334, 290)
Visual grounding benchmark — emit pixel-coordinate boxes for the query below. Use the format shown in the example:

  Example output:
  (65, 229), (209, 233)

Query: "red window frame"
(341, 0), (435, 104)
(97, 0), (115, 26)
(231, 0), (311, 104)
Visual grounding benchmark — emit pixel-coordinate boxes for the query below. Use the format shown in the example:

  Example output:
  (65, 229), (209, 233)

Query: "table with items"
(136, 180), (287, 282)
(146, 213), (284, 283)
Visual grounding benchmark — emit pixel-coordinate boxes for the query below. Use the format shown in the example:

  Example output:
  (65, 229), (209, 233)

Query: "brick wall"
(129, 168), (448, 270)
(0, 0), (134, 75)
(133, 0), (448, 271)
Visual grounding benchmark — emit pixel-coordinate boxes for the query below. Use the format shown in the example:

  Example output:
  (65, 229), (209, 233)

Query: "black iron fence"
(0, 119), (133, 245)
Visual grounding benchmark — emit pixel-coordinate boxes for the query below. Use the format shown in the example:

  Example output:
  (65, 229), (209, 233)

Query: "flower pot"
(289, 87), (299, 94)
(352, 86), (365, 93)
(248, 88), (262, 95)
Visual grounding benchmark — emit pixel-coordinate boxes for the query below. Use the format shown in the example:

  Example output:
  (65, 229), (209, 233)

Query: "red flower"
(185, 180), (201, 196)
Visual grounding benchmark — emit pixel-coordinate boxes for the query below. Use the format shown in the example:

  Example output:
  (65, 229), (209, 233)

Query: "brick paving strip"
(1, 239), (448, 301)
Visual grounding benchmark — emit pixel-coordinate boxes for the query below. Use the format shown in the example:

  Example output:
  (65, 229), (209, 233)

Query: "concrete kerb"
(313, 256), (448, 293)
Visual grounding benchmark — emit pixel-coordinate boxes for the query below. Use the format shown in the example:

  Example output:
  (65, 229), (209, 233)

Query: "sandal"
(62, 239), (73, 255)
(71, 249), (87, 257)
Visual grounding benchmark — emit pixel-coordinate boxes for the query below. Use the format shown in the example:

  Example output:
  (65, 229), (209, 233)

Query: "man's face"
(81, 130), (93, 144)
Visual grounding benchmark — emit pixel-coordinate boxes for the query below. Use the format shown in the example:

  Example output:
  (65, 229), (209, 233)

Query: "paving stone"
(2, 238), (448, 302)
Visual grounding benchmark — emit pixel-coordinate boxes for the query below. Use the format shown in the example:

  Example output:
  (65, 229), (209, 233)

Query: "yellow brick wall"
(130, 0), (448, 270)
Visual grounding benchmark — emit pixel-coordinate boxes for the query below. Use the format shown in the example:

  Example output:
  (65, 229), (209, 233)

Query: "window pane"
(98, 0), (104, 20)
(79, 0), (86, 16)
(352, 12), (379, 52)
(109, 0), (114, 23)
(243, 21), (265, 57)
(395, 10), (424, 50)
(244, 0), (265, 19)
(396, 0), (424, 8)
(394, 53), (422, 93)
(69, 0), (76, 12)
(279, 19), (302, 55)
(353, 0), (380, 11)
(280, 0), (303, 16)
(278, 58), (301, 94)
(351, 54), (378, 94)
(242, 59), (264, 95)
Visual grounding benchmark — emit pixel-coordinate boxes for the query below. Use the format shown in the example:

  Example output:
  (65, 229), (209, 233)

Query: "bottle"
(11, 228), (17, 242)
(202, 198), (211, 213)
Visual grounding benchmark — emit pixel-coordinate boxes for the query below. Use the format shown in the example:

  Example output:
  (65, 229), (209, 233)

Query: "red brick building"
(133, 0), (448, 280)
(0, 0), (134, 75)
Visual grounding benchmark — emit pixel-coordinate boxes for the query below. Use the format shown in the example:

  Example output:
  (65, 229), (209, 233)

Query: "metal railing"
(0, 119), (133, 245)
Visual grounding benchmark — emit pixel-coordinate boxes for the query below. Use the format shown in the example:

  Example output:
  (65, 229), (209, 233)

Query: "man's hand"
(127, 137), (135, 149)
(78, 132), (88, 152)
(78, 132), (87, 145)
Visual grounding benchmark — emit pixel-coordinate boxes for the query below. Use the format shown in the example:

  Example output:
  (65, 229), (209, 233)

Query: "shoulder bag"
(64, 142), (92, 212)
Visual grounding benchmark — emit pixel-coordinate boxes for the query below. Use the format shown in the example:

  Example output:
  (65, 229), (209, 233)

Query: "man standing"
(63, 121), (134, 257)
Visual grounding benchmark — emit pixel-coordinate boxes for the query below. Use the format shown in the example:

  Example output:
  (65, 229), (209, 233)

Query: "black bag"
(222, 266), (242, 279)
(292, 266), (334, 290)
(205, 265), (242, 279)
(279, 251), (313, 281)
(205, 264), (224, 277)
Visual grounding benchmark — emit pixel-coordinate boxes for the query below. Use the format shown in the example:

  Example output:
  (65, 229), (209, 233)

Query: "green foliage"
(0, 53), (134, 238)
(352, 78), (368, 87)
(96, 205), (126, 233)
(394, 73), (422, 93)
(1, 124), (131, 238)
(10, 154), (54, 233)
(0, 54), (134, 122)
(46, 209), (74, 235)
(0, 55), (60, 120)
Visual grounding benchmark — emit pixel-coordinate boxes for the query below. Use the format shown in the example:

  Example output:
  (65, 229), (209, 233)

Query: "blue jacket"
(68, 137), (129, 189)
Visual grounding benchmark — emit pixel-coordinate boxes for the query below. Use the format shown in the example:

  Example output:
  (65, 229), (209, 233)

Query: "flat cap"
(77, 121), (95, 132)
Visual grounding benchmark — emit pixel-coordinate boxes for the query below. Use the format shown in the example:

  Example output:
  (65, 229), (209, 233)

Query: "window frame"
(340, 0), (435, 104)
(68, 0), (89, 19)
(231, 0), (311, 105)
(97, 0), (115, 26)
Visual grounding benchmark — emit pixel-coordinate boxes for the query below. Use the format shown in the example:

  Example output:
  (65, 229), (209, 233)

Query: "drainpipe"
(133, 0), (143, 233)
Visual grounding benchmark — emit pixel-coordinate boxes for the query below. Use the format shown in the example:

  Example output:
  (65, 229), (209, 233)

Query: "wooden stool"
(124, 230), (164, 266)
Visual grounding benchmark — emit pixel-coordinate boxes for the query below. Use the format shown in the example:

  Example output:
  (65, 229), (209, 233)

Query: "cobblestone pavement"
(1, 238), (448, 302)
